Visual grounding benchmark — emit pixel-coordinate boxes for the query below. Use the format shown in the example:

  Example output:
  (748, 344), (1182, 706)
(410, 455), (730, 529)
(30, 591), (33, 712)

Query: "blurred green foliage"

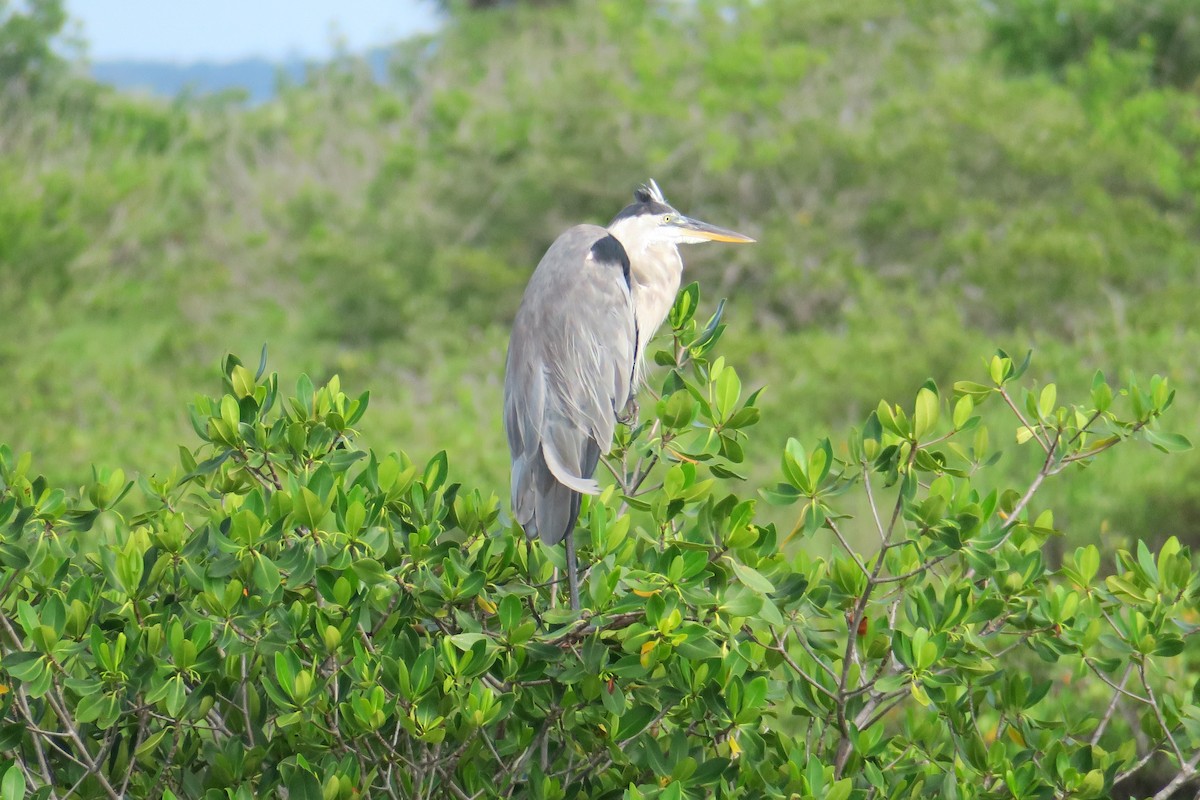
(0, 0), (67, 92)
(0, 0), (1197, 551)
(986, 0), (1200, 88)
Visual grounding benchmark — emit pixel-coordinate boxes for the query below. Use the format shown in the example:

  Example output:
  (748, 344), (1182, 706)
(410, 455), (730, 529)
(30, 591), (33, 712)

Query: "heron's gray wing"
(504, 224), (637, 545)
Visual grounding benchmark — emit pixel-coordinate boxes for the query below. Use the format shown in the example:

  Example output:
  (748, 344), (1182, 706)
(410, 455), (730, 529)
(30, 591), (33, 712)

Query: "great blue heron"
(504, 180), (754, 610)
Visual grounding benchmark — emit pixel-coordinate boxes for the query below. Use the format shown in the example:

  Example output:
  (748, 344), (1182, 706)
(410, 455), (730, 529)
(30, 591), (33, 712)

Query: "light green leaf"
(230, 364), (256, 399)
(1, 764), (25, 800)
(715, 365), (742, 421)
(1038, 384), (1056, 417)
(913, 387), (939, 440)
(728, 559), (775, 594)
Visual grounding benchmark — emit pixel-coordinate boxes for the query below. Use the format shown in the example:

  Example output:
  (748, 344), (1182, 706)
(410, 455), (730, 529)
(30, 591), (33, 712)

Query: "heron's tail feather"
(511, 451), (576, 546)
(541, 441), (601, 495)
(510, 430), (602, 547)
(541, 419), (603, 495)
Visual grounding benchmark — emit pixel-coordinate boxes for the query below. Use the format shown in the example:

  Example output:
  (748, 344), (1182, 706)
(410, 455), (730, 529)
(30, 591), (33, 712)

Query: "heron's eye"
(662, 214), (673, 224)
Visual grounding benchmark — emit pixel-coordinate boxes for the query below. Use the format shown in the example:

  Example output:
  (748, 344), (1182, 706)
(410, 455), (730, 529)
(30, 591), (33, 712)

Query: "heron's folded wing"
(539, 229), (637, 460)
(504, 225), (637, 541)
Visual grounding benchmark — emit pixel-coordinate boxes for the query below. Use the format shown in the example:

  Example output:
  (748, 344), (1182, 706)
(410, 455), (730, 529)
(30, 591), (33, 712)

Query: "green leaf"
(782, 438), (810, 493)
(1038, 383), (1056, 417)
(876, 401), (904, 437)
(728, 559), (775, 594)
(1073, 545), (1099, 585)
(135, 727), (170, 759)
(4, 652), (46, 682)
(670, 281), (700, 328)
(423, 451), (449, 492)
(1153, 636), (1184, 657)
(614, 704), (656, 740)
(1, 765), (25, 800)
(1091, 372), (1113, 412)
(253, 552), (281, 594)
(16, 601), (39, 640)
(499, 594), (522, 633)
(715, 365), (741, 420)
(274, 651), (296, 697)
(346, 390), (371, 426)
(216, 395), (238, 434)
(691, 299), (726, 352)
(721, 587), (763, 618)
(448, 633), (490, 651)
(952, 395), (974, 429)
(351, 558), (389, 585)
(809, 439), (832, 486)
(826, 778), (852, 800)
(1142, 428), (1192, 453)
(659, 391), (697, 429)
(659, 782), (682, 800)
(293, 486), (330, 529)
(230, 364), (256, 399)
(760, 482), (801, 506)
(954, 381), (993, 402)
(691, 757), (731, 785)
(286, 769), (323, 800)
(601, 683), (627, 716)
(165, 674), (186, 717)
(675, 632), (722, 660)
(913, 387), (939, 440)
(295, 374), (315, 417)
(410, 648), (436, 695)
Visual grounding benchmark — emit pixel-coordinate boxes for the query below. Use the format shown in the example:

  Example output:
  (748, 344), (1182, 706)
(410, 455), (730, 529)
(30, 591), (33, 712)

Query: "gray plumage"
(504, 180), (754, 609)
(505, 225), (637, 546)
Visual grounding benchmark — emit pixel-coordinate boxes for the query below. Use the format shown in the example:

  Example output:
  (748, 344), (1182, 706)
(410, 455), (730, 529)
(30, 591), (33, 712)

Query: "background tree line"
(0, 0), (1198, 549)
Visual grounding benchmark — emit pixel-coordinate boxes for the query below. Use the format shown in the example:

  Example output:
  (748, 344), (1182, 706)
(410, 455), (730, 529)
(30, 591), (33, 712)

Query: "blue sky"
(66, 0), (442, 62)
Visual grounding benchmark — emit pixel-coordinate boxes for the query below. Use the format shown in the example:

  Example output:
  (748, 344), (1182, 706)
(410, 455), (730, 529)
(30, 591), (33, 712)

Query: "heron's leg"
(617, 395), (639, 425)
(564, 529), (581, 611)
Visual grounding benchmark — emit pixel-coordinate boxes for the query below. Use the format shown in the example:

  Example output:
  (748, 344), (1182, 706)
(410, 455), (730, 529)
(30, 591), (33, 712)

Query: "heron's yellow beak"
(678, 215), (756, 243)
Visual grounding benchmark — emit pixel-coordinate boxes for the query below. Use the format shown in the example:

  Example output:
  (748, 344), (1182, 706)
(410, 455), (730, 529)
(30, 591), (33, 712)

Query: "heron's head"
(607, 179), (755, 252)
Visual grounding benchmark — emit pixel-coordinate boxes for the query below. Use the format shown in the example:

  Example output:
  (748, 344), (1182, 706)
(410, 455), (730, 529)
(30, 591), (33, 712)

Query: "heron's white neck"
(607, 217), (687, 380)
(627, 242), (683, 374)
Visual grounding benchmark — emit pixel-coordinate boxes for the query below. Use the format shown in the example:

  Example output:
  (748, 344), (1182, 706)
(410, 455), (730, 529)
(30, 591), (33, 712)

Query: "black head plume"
(634, 179), (667, 205)
(611, 178), (675, 224)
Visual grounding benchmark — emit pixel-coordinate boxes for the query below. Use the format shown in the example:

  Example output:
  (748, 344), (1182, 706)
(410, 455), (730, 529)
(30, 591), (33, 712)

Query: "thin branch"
(598, 455), (625, 488)
(1066, 409), (1104, 447)
(999, 387), (1050, 453)
(749, 628), (837, 700)
(0, 612), (122, 800)
(10, 687), (56, 790)
(119, 708), (150, 798)
(1090, 663), (1133, 746)
(856, 688), (909, 730)
(874, 553), (952, 585)
(1149, 749), (1200, 800)
(826, 518), (871, 578)
(1138, 660), (1186, 768)
(835, 446), (917, 778)
(861, 460), (888, 546)
(787, 627), (840, 683)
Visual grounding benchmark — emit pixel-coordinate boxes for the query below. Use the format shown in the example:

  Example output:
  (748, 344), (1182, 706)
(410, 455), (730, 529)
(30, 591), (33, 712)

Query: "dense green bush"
(0, 291), (1195, 798)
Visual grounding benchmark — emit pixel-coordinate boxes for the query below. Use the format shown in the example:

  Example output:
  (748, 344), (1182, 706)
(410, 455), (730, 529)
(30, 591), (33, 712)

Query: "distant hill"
(90, 51), (390, 102)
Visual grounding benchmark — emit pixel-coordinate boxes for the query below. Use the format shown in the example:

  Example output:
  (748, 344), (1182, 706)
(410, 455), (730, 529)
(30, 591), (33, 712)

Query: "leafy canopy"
(0, 288), (1196, 799)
